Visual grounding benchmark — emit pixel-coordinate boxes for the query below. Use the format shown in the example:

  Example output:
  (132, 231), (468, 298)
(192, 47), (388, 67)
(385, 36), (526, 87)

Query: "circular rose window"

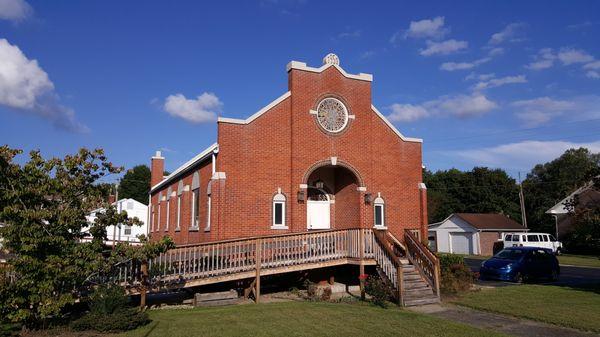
(316, 98), (349, 133)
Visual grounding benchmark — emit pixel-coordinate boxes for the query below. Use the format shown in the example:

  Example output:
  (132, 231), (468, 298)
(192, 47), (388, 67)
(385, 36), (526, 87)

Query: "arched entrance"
(304, 162), (363, 230)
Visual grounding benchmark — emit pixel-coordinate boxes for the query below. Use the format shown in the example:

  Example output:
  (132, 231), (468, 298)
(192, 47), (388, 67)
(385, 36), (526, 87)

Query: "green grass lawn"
(455, 283), (600, 333)
(558, 254), (600, 268)
(121, 302), (507, 337)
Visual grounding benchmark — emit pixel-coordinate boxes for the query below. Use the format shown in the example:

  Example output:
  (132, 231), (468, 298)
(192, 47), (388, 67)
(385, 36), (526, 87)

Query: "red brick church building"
(148, 53), (427, 246)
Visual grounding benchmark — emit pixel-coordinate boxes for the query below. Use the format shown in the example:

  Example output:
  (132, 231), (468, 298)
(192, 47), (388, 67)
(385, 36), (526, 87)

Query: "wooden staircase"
(115, 228), (440, 307)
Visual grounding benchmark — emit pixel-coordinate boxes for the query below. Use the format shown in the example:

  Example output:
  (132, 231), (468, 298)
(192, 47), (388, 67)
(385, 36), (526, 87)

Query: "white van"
(503, 233), (563, 255)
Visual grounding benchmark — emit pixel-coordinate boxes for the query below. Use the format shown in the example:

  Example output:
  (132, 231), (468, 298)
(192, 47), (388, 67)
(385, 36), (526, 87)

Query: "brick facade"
(149, 54), (426, 245)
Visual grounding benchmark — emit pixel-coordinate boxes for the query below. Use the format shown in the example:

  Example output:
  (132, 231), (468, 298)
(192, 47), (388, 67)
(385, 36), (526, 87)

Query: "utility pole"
(518, 172), (528, 228)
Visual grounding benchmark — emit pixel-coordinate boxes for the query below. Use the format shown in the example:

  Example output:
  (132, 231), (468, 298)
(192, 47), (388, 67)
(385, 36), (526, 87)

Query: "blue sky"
(1, 0), (600, 182)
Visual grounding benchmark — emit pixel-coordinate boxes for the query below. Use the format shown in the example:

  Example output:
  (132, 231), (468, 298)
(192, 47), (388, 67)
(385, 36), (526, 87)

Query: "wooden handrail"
(173, 228), (363, 248)
(404, 230), (441, 298)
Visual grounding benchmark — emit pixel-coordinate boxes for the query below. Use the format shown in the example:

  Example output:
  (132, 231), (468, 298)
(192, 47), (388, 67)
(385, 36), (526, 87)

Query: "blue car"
(479, 247), (560, 283)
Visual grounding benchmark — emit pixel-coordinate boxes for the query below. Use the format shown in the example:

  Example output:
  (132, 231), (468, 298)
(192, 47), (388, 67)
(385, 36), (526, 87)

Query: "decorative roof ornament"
(322, 53), (340, 66)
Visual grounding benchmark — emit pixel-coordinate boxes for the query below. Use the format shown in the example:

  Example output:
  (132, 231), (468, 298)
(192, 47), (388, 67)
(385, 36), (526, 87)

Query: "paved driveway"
(464, 258), (600, 287)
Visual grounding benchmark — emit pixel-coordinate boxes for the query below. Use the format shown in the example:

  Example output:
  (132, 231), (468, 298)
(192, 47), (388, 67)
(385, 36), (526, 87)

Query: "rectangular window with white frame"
(191, 189), (200, 230)
(165, 200), (170, 231)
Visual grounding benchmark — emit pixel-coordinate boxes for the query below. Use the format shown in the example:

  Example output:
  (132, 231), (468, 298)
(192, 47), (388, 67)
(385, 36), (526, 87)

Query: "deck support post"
(255, 239), (262, 303)
(359, 229), (365, 300)
(140, 261), (148, 310)
(396, 264), (403, 306)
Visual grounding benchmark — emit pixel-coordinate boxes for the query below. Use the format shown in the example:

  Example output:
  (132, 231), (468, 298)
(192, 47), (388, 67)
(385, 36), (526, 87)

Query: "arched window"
(374, 193), (385, 228)
(176, 180), (183, 231)
(205, 181), (212, 231)
(157, 192), (163, 231)
(166, 186), (172, 231)
(272, 190), (287, 228)
(191, 172), (200, 230)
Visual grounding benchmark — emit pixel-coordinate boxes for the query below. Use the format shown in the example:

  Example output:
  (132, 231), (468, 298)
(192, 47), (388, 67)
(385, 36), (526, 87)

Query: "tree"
(0, 146), (173, 327)
(118, 165), (151, 205)
(523, 148), (600, 233)
(424, 167), (521, 223)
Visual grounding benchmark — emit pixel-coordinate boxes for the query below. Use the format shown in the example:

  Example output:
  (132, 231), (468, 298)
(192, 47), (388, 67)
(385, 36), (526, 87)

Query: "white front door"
(307, 200), (330, 230)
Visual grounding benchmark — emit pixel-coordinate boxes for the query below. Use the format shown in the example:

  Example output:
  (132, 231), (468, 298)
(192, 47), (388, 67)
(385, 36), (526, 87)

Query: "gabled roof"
(151, 143), (218, 193)
(454, 213), (525, 231)
(546, 179), (596, 215)
(430, 213), (526, 231)
(217, 92), (291, 125)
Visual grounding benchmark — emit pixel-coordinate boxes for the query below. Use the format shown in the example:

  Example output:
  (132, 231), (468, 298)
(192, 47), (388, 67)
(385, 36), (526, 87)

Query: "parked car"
(503, 232), (563, 254)
(479, 247), (560, 283)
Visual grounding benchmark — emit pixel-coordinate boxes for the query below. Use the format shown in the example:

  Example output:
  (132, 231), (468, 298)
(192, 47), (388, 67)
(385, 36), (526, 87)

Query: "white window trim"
(205, 195), (211, 232)
(165, 201), (170, 231)
(157, 202), (161, 231)
(373, 194), (386, 229)
(190, 189), (200, 230)
(175, 195), (181, 231)
(271, 190), (288, 229)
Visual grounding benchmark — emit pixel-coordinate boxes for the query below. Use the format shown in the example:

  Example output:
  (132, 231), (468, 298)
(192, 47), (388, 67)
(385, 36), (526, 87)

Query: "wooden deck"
(117, 228), (439, 307)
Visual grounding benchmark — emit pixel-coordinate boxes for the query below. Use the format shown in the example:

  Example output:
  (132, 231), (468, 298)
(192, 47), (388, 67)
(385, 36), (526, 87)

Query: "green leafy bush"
(71, 308), (150, 332)
(71, 285), (150, 332)
(364, 275), (390, 308)
(438, 253), (475, 294)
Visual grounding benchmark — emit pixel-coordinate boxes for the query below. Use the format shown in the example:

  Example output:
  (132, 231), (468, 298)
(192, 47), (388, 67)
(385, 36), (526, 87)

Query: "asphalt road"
(464, 258), (600, 287)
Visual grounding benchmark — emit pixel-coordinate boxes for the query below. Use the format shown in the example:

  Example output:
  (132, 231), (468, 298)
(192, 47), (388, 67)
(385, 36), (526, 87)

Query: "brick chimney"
(151, 151), (165, 187)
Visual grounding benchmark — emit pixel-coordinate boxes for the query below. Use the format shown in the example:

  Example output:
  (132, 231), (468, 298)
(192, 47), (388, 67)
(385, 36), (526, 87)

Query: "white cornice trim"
(286, 61), (373, 82)
(371, 105), (423, 143)
(151, 143), (219, 193)
(218, 91), (291, 125)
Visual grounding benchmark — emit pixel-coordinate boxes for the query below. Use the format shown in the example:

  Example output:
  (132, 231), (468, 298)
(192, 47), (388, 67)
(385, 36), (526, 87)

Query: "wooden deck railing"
(372, 230), (403, 304)
(116, 228), (375, 289)
(404, 230), (441, 297)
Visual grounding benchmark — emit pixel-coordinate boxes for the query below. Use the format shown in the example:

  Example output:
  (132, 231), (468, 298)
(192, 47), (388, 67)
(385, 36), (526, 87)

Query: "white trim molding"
(151, 143), (218, 193)
(286, 61), (373, 82)
(371, 105), (423, 143)
(357, 186), (367, 192)
(218, 91), (291, 125)
(419, 183), (427, 190)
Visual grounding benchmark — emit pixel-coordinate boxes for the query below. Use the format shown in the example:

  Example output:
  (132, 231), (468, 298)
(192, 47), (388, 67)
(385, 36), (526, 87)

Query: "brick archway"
(301, 159), (365, 188)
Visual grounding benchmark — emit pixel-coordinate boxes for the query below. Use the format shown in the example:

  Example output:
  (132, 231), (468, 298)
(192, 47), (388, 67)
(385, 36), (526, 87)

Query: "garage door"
(450, 233), (474, 255)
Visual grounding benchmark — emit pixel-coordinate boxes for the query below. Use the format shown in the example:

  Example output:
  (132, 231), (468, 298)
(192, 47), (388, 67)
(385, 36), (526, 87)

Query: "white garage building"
(428, 213), (528, 256)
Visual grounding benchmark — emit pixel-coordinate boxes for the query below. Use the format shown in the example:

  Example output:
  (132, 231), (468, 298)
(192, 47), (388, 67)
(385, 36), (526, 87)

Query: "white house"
(428, 213), (528, 256)
(84, 198), (148, 245)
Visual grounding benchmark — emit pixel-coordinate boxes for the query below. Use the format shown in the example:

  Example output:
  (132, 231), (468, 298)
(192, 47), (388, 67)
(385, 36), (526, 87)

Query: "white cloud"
(420, 39), (468, 56)
(456, 140), (600, 171)
(525, 48), (556, 70)
(0, 39), (86, 132)
(440, 57), (490, 71)
(403, 16), (448, 40)
(0, 0), (31, 22)
(586, 70), (600, 79)
(489, 23), (525, 45)
(387, 93), (497, 122)
(583, 60), (600, 70)
(473, 75), (527, 91)
(337, 29), (361, 39)
(388, 104), (429, 122)
(557, 48), (594, 65)
(359, 50), (376, 60)
(465, 73), (495, 81)
(163, 92), (221, 123)
(511, 97), (576, 126)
